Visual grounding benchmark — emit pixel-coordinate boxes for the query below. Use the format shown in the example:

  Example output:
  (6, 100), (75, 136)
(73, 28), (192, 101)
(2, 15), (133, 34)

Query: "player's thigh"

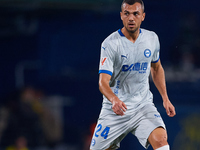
(131, 104), (166, 149)
(90, 113), (129, 150)
(148, 127), (168, 149)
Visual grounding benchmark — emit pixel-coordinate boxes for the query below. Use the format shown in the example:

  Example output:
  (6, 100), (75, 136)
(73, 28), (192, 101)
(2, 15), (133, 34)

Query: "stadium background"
(0, 0), (200, 149)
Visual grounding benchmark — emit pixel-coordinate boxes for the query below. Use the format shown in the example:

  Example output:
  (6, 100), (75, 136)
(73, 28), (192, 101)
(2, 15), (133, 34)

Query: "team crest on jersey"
(101, 57), (107, 66)
(144, 49), (151, 58)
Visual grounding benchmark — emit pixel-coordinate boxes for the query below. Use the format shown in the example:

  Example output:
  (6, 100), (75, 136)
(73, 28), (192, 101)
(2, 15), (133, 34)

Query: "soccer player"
(90, 0), (176, 150)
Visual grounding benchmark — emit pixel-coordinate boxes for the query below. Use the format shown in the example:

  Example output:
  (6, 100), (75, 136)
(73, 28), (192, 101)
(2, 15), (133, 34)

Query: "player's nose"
(128, 14), (135, 22)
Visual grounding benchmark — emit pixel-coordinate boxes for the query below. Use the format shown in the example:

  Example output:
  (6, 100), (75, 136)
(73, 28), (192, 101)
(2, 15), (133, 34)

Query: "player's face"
(120, 3), (145, 34)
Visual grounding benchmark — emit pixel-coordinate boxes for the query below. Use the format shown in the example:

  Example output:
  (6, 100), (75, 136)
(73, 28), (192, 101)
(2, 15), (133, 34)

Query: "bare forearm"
(99, 73), (127, 116)
(151, 61), (176, 117)
(99, 81), (118, 103)
(151, 65), (168, 101)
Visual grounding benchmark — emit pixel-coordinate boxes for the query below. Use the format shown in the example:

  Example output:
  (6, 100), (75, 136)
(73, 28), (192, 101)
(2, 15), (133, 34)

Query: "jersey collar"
(118, 29), (142, 37)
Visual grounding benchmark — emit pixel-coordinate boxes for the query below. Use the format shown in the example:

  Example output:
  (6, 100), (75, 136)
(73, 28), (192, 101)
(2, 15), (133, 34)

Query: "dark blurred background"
(0, 0), (200, 150)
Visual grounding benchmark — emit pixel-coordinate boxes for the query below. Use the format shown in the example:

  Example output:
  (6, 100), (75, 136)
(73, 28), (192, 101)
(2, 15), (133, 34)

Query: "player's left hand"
(163, 99), (176, 117)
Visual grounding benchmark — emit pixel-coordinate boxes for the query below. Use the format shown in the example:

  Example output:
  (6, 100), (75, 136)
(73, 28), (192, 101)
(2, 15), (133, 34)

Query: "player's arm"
(151, 60), (176, 117)
(99, 73), (127, 116)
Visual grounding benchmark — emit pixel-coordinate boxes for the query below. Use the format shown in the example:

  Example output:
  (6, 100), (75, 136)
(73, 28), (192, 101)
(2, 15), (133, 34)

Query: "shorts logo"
(91, 139), (96, 146)
(144, 49), (151, 58)
(101, 57), (107, 66)
(154, 114), (161, 118)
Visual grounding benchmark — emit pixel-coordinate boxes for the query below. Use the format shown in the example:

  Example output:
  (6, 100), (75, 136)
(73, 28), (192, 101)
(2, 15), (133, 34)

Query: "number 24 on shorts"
(95, 124), (110, 139)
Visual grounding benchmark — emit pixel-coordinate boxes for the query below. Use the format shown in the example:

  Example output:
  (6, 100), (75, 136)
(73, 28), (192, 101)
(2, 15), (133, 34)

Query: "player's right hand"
(111, 98), (127, 116)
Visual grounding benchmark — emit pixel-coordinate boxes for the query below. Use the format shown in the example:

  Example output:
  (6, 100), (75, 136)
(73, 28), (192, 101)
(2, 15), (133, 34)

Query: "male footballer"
(90, 0), (176, 149)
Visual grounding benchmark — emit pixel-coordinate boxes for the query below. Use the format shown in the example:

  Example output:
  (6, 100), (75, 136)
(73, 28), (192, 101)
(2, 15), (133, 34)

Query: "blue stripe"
(118, 29), (142, 37)
(99, 70), (113, 76)
(151, 57), (160, 63)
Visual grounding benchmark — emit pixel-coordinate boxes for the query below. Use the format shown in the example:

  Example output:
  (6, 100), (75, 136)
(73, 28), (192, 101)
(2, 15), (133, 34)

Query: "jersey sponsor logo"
(144, 49), (151, 58)
(122, 62), (148, 74)
(101, 57), (107, 66)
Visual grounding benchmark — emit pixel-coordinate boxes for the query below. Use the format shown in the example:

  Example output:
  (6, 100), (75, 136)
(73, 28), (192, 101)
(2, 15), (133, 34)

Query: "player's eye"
(124, 12), (129, 16)
(134, 12), (139, 16)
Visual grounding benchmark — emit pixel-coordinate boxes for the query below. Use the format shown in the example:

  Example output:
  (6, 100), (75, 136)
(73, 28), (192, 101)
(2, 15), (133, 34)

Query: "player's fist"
(163, 99), (176, 117)
(111, 98), (127, 116)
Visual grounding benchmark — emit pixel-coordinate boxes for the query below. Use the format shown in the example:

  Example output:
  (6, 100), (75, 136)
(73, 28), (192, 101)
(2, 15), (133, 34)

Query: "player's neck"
(121, 27), (140, 43)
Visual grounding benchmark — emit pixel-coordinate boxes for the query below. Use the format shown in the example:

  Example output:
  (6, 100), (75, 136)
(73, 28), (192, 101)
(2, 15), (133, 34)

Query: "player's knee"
(154, 134), (168, 148)
(149, 128), (168, 149)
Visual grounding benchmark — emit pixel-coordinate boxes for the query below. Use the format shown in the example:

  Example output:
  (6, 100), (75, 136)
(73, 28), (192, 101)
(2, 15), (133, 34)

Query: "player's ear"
(120, 11), (123, 21)
(142, 12), (145, 21)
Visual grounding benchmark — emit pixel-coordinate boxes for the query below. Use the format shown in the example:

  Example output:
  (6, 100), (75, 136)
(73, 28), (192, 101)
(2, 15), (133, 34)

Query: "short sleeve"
(99, 42), (115, 76)
(151, 34), (160, 63)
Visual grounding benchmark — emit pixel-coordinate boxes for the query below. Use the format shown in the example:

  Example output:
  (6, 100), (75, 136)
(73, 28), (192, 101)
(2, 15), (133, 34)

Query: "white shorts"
(90, 103), (166, 150)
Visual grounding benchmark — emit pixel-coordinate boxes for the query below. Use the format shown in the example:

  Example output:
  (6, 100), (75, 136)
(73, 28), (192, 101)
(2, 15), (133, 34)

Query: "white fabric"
(99, 28), (160, 111)
(90, 103), (166, 150)
(155, 145), (170, 150)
